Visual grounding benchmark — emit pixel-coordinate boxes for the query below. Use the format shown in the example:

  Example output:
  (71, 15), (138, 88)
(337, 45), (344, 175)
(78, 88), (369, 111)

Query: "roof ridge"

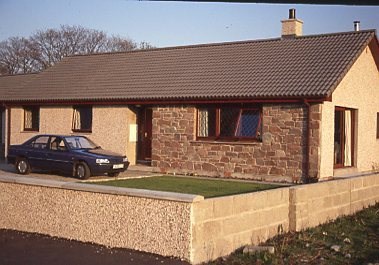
(65, 37), (284, 58)
(65, 29), (376, 59)
(293, 29), (376, 40)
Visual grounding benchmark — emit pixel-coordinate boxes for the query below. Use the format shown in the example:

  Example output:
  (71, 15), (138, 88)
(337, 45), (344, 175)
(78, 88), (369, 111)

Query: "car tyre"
(16, 157), (31, 175)
(76, 162), (91, 180)
(108, 172), (120, 178)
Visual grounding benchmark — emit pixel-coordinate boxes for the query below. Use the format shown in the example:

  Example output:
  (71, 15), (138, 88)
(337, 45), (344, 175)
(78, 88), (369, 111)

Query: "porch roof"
(1, 30), (378, 104)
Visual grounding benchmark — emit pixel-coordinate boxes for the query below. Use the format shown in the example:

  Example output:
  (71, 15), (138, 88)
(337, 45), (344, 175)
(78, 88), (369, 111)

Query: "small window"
(72, 106), (92, 132)
(377, 113), (379, 139)
(197, 106), (261, 140)
(23, 106), (39, 131)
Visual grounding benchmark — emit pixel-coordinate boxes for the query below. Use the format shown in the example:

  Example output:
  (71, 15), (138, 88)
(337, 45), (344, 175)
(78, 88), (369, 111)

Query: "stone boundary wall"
(0, 173), (378, 264)
(0, 175), (200, 261)
(191, 188), (289, 264)
(289, 173), (379, 231)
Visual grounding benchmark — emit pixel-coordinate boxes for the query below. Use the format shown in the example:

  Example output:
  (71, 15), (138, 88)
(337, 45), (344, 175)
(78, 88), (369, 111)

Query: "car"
(7, 134), (130, 180)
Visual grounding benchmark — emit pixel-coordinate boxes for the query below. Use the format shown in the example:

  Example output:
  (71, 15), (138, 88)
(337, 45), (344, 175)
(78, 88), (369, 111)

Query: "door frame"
(136, 107), (153, 165)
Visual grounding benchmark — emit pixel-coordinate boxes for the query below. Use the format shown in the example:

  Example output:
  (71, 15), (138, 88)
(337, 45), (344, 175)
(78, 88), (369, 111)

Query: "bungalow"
(1, 11), (379, 182)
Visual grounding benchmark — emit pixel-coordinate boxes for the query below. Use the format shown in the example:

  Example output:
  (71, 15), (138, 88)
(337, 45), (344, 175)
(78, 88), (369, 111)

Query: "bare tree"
(0, 25), (154, 75)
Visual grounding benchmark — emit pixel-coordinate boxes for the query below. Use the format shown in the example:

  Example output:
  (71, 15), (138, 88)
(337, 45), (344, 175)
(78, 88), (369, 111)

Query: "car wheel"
(75, 162), (91, 180)
(108, 172), (120, 178)
(16, 158), (30, 175)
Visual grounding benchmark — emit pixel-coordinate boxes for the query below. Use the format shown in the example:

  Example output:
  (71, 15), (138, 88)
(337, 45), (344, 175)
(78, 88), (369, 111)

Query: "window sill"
(72, 130), (92, 134)
(22, 129), (39, 133)
(190, 140), (262, 146)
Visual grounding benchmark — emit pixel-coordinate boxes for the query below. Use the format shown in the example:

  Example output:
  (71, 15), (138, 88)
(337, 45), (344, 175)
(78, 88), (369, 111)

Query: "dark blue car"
(7, 135), (130, 179)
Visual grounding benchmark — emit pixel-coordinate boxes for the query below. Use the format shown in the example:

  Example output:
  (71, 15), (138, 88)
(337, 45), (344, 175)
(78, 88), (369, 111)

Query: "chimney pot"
(281, 9), (303, 37)
(289, 8), (296, 19)
(354, 21), (360, 31)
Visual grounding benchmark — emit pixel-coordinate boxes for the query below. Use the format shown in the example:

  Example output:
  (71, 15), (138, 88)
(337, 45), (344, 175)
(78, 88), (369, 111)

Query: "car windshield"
(64, 136), (99, 150)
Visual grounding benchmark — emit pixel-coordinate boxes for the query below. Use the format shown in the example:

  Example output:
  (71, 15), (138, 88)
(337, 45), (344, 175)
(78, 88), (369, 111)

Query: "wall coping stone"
(0, 175), (204, 203)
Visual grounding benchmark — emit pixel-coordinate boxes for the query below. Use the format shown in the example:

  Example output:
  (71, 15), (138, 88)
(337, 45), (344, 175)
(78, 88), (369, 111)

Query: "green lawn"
(94, 176), (280, 198)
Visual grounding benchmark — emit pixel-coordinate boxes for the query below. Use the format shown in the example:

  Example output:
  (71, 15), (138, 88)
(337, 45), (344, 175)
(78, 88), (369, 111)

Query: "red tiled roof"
(1, 30), (377, 103)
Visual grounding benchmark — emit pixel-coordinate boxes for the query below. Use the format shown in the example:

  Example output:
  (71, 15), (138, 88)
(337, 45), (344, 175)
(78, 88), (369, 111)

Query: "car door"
(27, 135), (50, 170)
(45, 136), (73, 173)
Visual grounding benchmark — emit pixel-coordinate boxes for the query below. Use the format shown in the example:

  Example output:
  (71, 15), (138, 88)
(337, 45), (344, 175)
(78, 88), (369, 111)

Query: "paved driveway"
(0, 159), (158, 182)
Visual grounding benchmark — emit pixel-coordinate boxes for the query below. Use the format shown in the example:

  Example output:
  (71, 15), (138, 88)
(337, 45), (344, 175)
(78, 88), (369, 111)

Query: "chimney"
(281, 8), (303, 37)
(354, 21), (360, 31)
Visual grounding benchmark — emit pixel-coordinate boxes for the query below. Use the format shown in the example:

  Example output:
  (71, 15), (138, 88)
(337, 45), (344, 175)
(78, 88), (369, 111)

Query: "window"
(26, 135), (49, 149)
(334, 107), (355, 168)
(23, 106), (39, 131)
(50, 136), (67, 151)
(72, 106), (92, 132)
(197, 107), (261, 140)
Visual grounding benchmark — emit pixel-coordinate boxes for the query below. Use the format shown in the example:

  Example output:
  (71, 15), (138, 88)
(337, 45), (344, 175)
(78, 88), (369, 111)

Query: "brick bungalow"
(1, 12), (379, 182)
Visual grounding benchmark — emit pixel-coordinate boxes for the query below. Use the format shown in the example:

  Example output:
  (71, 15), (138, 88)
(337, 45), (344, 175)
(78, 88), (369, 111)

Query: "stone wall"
(152, 104), (322, 182)
(289, 173), (379, 231)
(0, 173), (378, 264)
(0, 176), (194, 260)
(191, 188), (289, 264)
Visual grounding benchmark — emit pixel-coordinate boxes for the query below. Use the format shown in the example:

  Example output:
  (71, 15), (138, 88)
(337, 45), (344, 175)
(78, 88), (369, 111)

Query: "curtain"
(198, 109), (209, 137)
(344, 110), (352, 167)
(72, 108), (81, 130)
(24, 108), (33, 129)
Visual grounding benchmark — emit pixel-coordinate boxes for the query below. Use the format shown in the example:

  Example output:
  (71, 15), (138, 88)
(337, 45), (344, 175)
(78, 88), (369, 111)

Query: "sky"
(0, 0), (378, 48)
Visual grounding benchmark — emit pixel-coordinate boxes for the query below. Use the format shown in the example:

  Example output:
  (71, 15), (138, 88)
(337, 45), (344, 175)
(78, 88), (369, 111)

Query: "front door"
(137, 108), (152, 164)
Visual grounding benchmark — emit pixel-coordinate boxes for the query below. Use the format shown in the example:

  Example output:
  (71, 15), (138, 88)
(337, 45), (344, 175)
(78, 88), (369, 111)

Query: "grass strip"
(94, 176), (279, 198)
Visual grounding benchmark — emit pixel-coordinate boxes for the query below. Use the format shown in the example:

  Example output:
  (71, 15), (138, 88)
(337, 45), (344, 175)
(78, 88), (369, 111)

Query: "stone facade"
(152, 103), (322, 182)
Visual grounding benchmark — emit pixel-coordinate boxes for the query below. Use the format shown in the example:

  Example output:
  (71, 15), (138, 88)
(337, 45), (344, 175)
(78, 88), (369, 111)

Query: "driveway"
(0, 159), (158, 182)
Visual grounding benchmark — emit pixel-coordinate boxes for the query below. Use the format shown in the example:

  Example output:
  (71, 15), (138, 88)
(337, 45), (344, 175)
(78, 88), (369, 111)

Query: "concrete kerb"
(0, 175), (204, 203)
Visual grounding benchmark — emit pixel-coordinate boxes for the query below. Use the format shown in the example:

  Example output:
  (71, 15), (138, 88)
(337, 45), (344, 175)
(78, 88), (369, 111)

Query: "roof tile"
(0, 30), (377, 102)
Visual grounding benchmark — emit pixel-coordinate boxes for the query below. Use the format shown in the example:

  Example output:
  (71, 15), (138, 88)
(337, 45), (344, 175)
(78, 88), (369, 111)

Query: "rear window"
(26, 136), (49, 149)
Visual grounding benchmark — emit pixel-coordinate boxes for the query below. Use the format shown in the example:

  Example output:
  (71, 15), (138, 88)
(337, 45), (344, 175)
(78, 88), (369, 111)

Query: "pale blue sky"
(0, 0), (378, 48)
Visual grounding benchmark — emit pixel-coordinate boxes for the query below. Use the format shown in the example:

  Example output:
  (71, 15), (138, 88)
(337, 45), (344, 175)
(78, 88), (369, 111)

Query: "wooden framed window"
(334, 107), (355, 168)
(197, 106), (261, 141)
(23, 106), (39, 131)
(72, 106), (92, 132)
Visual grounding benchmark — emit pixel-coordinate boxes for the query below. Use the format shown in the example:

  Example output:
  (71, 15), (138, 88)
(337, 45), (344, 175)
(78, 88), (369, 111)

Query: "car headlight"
(96, 158), (110, 164)
(123, 157), (128, 162)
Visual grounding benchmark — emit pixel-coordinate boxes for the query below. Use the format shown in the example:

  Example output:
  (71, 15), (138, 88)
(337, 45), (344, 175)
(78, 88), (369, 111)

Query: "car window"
(64, 136), (98, 150)
(29, 136), (49, 149)
(50, 137), (67, 151)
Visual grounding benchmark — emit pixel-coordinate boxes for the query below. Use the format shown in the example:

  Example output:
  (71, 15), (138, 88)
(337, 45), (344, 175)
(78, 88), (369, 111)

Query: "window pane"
(197, 108), (216, 137)
(235, 110), (260, 137)
(24, 107), (39, 131)
(72, 106), (92, 131)
(220, 108), (239, 137)
(31, 136), (49, 149)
